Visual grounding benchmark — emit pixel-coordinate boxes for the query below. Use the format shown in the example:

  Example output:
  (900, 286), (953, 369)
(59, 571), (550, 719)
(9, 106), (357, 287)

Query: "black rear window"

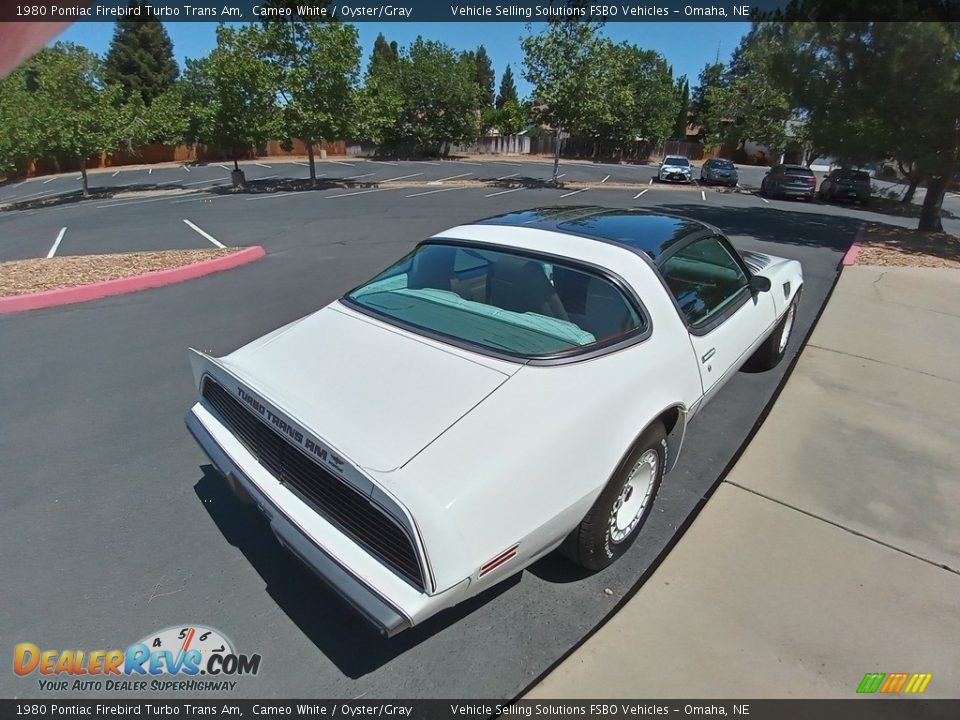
(838, 170), (870, 181)
(710, 159), (735, 169)
(784, 166), (814, 177)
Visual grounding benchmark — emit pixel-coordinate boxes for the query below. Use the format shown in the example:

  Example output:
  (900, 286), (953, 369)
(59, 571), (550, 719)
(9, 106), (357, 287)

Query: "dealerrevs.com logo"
(14, 625), (261, 692)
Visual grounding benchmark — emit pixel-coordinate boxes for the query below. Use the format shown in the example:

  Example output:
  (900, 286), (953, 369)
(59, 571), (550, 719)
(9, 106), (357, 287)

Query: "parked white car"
(658, 155), (694, 183)
(186, 207), (802, 636)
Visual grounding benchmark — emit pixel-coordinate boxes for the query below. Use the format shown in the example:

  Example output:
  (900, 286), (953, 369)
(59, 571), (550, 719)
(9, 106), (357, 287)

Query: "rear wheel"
(561, 423), (665, 571)
(744, 292), (800, 372)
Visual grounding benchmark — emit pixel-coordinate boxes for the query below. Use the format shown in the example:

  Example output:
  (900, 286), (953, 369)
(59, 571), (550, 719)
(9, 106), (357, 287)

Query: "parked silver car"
(658, 156), (694, 183)
(700, 158), (739, 187)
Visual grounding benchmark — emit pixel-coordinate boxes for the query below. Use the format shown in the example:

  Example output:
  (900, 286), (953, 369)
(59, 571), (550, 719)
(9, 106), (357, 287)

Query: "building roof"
(475, 207), (709, 262)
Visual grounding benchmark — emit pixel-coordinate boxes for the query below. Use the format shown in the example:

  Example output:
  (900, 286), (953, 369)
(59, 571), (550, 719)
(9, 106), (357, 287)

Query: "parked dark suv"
(700, 158), (739, 187)
(760, 164), (817, 200)
(818, 168), (871, 204)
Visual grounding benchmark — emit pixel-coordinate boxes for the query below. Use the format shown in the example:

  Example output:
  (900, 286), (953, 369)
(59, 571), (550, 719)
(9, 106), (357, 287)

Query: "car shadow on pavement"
(193, 465), (520, 678)
(661, 203), (863, 252)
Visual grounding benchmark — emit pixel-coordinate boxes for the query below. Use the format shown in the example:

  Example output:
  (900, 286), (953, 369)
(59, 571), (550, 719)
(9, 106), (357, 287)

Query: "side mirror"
(750, 275), (772, 293)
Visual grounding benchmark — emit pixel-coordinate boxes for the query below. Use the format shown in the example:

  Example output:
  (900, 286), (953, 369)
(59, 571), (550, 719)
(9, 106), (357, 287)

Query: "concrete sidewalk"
(528, 264), (960, 698)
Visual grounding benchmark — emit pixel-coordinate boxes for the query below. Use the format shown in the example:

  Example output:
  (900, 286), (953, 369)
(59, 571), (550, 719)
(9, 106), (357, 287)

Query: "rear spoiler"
(188, 347), (234, 393)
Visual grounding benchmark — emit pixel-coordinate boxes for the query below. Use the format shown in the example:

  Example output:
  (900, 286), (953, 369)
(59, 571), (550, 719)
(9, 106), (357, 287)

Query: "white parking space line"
(96, 194), (191, 209)
(366, 159), (398, 166)
(758, 195), (770, 204)
(485, 188), (524, 197)
(149, 168), (153, 175)
(43, 177), (56, 184)
(429, 172), (472, 184)
(556, 173), (566, 179)
(46, 227), (67, 258)
(171, 194), (217, 204)
(245, 192), (299, 201)
(327, 160), (355, 167)
(326, 188), (384, 199)
(406, 187), (467, 198)
(701, 190), (706, 201)
(292, 161), (309, 167)
(451, 160), (481, 166)
(183, 166), (191, 172)
(413, 160), (443, 165)
(559, 188), (587, 198)
(634, 189), (649, 199)
(381, 173), (424, 183)
(493, 161), (522, 166)
(255, 162), (272, 169)
(648, 178), (653, 185)
(601, 174), (610, 183)
(217, 164), (229, 171)
(342, 172), (376, 181)
(111, 170), (120, 177)
(183, 218), (226, 248)
(496, 173), (520, 180)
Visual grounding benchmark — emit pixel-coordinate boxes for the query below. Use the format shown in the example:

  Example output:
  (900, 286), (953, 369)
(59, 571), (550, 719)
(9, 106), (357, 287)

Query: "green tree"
(462, 45), (495, 109)
(770, 20), (960, 231)
(522, 21), (605, 180)
(360, 37), (479, 155)
(690, 62), (724, 142)
(482, 98), (527, 136)
(496, 65), (520, 110)
(672, 77), (690, 139)
(103, 0), (178, 105)
(258, 22), (361, 184)
(182, 26), (281, 181)
(370, 33), (399, 72)
(496, 64), (518, 109)
(703, 29), (792, 160)
(0, 66), (37, 177)
(589, 41), (676, 156)
(27, 44), (140, 196)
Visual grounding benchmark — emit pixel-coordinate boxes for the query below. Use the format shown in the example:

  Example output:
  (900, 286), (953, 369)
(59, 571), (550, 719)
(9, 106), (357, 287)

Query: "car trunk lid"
(196, 305), (515, 472)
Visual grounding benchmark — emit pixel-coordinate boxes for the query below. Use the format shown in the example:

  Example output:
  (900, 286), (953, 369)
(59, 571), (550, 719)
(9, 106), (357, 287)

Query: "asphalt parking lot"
(0, 159), (890, 698)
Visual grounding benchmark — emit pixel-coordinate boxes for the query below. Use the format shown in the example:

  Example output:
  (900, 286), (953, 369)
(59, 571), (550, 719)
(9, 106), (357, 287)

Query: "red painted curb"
(841, 224), (866, 266)
(0, 246), (266, 315)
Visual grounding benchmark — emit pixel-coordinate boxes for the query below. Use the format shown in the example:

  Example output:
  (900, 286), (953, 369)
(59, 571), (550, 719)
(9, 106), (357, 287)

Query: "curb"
(841, 224), (866, 266)
(0, 245), (266, 315)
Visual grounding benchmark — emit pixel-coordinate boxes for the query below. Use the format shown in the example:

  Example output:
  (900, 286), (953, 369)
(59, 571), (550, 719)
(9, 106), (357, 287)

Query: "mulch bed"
(0, 249), (236, 297)
(856, 224), (960, 269)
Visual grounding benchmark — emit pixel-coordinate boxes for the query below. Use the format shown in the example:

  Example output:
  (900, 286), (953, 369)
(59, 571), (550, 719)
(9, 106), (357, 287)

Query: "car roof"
(663, 155), (689, 161)
(474, 206), (710, 262)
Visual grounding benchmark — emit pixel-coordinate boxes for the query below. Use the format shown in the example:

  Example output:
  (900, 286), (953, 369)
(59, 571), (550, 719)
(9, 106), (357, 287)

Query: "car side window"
(660, 237), (750, 330)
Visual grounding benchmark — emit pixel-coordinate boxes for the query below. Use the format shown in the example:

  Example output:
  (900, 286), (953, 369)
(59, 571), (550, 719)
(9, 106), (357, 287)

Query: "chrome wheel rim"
(609, 450), (657, 544)
(779, 303), (796, 353)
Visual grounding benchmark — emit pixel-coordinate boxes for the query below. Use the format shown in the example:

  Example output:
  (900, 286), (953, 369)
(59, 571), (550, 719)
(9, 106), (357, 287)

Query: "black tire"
(561, 423), (666, 571)
(743, 291), (801, 372)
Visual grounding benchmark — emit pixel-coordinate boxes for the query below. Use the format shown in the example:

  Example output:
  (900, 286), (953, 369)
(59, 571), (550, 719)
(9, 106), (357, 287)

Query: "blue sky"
(56, 22), (749, 94)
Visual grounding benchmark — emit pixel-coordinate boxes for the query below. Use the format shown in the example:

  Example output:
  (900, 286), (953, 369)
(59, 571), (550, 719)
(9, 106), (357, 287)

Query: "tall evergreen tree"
(496, 65), (518, 109)
(370, 33), (399, 72)
(672, 77), (689, 139)
(690, 63), (724, 141)
(104, 0), (178, 105)
(472, 45), (495, 108)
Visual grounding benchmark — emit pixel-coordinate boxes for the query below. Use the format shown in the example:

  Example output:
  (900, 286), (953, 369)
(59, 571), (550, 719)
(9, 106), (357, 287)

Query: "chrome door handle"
(701, 348), (716, 363)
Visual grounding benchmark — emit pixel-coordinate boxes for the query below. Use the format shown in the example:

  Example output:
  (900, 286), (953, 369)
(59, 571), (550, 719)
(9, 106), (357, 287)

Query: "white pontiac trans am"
(186, 207), (802, 636)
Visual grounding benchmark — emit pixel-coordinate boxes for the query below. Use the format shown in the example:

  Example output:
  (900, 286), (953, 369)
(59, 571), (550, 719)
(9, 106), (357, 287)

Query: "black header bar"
(1, 700), (959, 720)
(3, 0), (959, 22)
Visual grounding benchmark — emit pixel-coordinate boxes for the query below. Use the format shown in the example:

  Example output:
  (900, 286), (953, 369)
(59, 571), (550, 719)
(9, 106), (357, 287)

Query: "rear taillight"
(806, 177), (816, 185)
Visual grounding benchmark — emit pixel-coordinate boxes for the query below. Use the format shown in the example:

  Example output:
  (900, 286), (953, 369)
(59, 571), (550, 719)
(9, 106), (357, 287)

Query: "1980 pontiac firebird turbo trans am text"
(185, 207), (803, 636)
